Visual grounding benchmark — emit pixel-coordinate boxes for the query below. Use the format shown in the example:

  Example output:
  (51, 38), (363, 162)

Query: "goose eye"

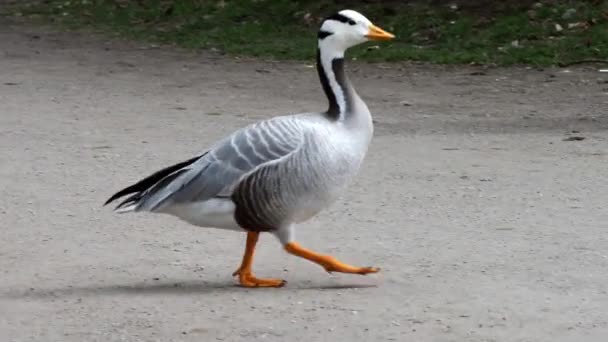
(348, 19), (356, 25)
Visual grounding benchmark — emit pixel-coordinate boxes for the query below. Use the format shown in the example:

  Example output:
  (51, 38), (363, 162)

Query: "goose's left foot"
(284, 242), (380, 274)
(232, 268), (286, 288)
(233, 231), (286, 288)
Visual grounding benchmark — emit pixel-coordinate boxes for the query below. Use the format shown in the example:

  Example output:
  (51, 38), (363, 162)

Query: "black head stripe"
(325, 13), (356, 25)
(318, 30), (333, 39)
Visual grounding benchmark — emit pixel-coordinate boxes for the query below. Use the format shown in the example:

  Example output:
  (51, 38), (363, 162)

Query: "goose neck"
(317, 46), (357, 121)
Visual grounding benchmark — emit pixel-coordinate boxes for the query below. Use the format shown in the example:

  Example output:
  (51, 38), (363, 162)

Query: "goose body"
(106, 9), (394, 287)
(162, 112), (372, 233)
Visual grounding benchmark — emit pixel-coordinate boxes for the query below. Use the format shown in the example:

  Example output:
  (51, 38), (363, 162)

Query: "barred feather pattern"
(231, 115), (367, 231)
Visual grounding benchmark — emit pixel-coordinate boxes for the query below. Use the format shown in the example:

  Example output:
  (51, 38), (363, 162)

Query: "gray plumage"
(140, 118), (303, 212)
(110, 109), (372, 234)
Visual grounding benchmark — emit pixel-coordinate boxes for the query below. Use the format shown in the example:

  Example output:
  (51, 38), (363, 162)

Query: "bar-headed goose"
(105, 9), (394, 287)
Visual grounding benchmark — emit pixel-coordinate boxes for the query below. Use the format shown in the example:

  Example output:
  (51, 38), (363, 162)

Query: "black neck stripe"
(317, 49), (339, 118)
(317, 49), (350, 120)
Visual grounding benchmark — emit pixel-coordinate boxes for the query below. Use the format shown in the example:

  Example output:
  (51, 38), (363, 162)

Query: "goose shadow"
(2, 278), (379, 299)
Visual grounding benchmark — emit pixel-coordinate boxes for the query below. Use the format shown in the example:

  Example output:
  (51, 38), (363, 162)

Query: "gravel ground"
(1, 15), (607, 342)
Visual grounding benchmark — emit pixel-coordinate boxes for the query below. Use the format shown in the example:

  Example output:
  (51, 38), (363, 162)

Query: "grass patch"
(8, 0), (608, 66)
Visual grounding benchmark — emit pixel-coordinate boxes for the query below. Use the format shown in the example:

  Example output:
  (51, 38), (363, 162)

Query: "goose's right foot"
(284, 242), (380, 274)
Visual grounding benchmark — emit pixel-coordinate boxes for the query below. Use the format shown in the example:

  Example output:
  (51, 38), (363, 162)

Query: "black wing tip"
(103, 195), (117, 206)
(101, 153), (206, 208)
(103, 192), (138, 210)
(103, 189), (130, 206)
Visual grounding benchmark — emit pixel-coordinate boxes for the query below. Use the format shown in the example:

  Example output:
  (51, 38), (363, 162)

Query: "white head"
(317, 9), (395, 54)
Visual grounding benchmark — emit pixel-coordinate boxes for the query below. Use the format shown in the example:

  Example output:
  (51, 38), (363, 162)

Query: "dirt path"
(1, 16), (607, 342)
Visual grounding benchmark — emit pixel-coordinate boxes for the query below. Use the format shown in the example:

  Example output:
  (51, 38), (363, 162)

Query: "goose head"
(317, 9), (395, 53)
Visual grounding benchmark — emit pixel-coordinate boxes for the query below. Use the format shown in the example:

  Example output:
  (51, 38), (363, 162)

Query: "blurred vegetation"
(7, 0), (608, 65)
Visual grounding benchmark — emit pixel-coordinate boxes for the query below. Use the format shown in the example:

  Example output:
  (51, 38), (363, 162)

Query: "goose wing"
(106, 117), (305, 212)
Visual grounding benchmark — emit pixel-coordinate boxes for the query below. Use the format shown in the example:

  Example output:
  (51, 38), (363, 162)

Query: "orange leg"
(233, 232), (286, 288)
(285, 242), (379, 274)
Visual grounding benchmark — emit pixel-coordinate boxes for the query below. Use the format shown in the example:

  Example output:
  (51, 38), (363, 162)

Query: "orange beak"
(365, 24), (395, 41)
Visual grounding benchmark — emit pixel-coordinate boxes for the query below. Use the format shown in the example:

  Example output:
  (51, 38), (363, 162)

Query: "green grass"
(8, 0), (608, 66)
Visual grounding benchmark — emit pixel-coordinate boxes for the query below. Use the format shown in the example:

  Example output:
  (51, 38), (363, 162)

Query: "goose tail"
(104, 154), (204, 213)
